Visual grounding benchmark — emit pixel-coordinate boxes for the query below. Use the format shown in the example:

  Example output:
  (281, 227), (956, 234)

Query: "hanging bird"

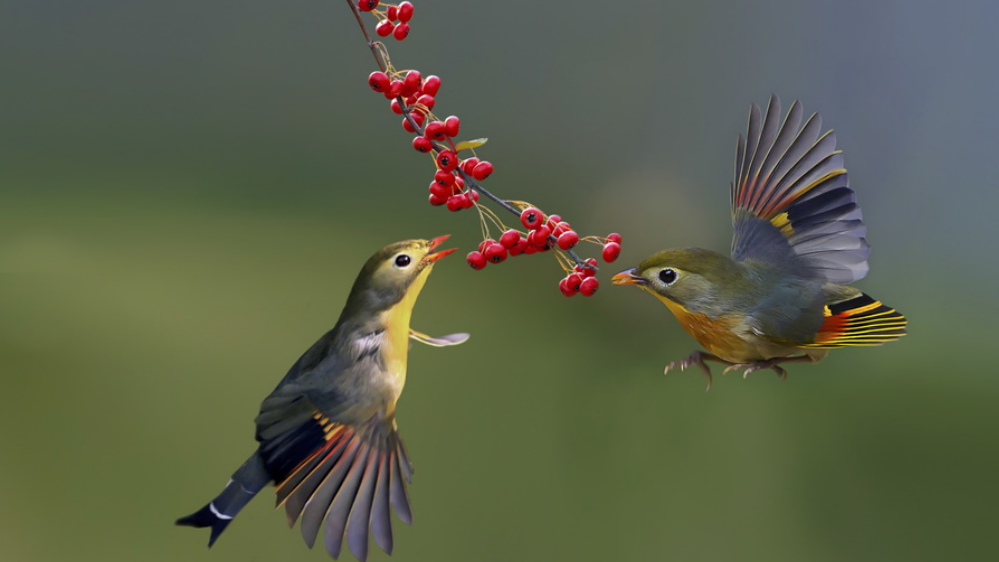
(612, 96), (906, 388)
(177, 236), (468, 561)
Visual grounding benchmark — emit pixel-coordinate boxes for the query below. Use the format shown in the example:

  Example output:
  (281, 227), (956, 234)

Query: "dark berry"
(466, 251), (487, 270)
(520, 207), (545, 230)
(602, 242), (621, 263)
(368, 71), (390, 92)
(398, 1), (415, 22)
(471, 161), (494, 181)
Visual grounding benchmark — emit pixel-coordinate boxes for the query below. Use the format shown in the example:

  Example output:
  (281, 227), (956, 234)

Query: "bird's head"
(612, 248), (743, 311)
(343, 235), (457, 317)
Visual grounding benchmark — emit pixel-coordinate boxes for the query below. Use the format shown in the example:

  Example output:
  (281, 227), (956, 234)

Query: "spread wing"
(730, 95), (870, 283)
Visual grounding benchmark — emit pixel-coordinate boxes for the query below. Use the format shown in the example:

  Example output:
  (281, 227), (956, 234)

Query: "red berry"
(387, 5), (398, 20)
(546, 214), (562, 228)
(428, 193), (447, 206)
(478, 238), (495, 253)
(566, 273), (583, 292)
(527, 226), (551, 248)
(412, 136), (433, 153)
(368, 71), (390, 92)
(424, 121), (446, 141)
(446, 195), (465, 212)
(429, 181), (451, 199)
(401, 112), (425, 133)
(416, 94), (435, 111)
(434, 169), (456, 187)
(484, 243), (508, 263)
(375, 19), (395, 37)
(398, 1), (415, 22)
(509, 236), (529, 256)
(404, 71), (422, 94)
(471, 161), (494, 181)
(559, 278), (577, 297)
(499, 229), (521, 248)
(466, 251), (487, 270)
(607, 232), (622, 244)
(393, 22), (410, 40)
(467, 190), (479, 204)
(385, 80), (404, 99)
(461, 157), (480, 175)
(358, 0), (379, 12)
(580, 277), (599, 296)
(436, 150), (458, 172)
(390, 99), (403, 114)
(520, 207), (545, 230)
(444, 115), (461, 137)
(602, 242), (621, 263)
(422, 75), (441, 97)
(557, 230), (579, 250)
(577, 258), (598, 278)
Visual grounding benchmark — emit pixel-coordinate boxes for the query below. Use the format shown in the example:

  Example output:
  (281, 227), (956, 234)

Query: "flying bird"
(613, 96), (906, 388)
(177, 236), (467, 560)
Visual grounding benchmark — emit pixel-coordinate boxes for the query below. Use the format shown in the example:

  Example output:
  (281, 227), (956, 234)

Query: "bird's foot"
(664, 351), (729, 391)
(722, 360), (788, 381)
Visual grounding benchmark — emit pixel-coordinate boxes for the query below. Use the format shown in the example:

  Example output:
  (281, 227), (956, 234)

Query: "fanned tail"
(176, 452), (270, 547)
(803, 293), (907, 348)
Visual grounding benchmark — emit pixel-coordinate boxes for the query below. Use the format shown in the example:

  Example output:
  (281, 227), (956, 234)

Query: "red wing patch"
(803, 293), (907, 349)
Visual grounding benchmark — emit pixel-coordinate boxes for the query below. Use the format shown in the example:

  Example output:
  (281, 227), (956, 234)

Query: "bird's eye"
(394, 254), (412, 268)
(659, 268), (677, 285)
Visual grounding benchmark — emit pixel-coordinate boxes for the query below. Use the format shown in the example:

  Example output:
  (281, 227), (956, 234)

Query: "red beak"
(424, 234), (457, 263)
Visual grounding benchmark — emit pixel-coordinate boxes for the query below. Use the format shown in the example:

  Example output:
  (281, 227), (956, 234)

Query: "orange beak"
(611, 268), (645, 286)
(423, 234), (457, 263)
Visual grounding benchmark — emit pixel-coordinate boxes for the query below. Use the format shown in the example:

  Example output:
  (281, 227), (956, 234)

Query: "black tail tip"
(176, 504), (231, 547)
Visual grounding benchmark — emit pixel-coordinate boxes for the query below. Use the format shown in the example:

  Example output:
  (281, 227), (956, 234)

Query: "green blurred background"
(3, 1), (997, 561)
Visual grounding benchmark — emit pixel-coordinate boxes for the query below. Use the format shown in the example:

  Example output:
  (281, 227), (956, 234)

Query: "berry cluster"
(349, 0), (624, 297)
(358, 1), (416, 41)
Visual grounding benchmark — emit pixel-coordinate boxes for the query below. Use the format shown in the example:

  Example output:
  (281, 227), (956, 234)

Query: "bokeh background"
(3, 1), (997, 561)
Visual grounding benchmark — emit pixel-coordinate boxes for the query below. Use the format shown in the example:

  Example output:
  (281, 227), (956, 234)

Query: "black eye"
(395, 254), (412, 267)
(659, 268), (677, 285)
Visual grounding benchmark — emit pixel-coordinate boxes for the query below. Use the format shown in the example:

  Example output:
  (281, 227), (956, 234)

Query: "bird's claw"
(722, 361), (788, 381)
(664, 352), (715, 391)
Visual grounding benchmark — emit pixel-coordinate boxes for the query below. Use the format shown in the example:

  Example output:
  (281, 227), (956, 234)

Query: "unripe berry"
(397, 1), (415, 22)
(520, 207), (545, 230)
(499, 229), (521, 248)
(436, 150), (458, 172)
(444, 115), (461, 138)
(579, 277), (599, 296)
(471, 161), (494, 181)
(557, 230), (579, 250)
(368, 71), (390, 92)
(422, 75), (441, 97)
(602, 242), (621, 263)
(393, 22), (410, 40)
(484, 243), (508, 264)
(375, 19), (395, 37)
(466, 251), (487, 270)
(358, 0), (379, 12)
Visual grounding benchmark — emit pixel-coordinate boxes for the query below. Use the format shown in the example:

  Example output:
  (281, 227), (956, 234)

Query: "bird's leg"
(722, 355), (819, 381)
(664, 350), (733, 391)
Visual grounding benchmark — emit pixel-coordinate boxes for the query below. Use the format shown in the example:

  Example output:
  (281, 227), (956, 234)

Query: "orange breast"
(655, 294), (755, 362)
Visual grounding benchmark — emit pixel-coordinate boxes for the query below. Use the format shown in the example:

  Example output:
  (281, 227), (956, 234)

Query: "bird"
(176, 235), (468, 561)
(612, 96), (906, 389)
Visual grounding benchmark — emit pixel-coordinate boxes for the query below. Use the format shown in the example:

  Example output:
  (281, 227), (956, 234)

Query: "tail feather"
(176, 452), (270, 547)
